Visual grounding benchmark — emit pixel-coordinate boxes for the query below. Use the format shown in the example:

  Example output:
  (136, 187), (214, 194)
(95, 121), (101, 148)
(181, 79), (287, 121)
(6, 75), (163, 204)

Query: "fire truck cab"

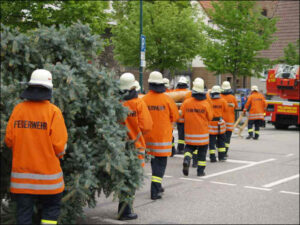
(265, 64), (300, 129)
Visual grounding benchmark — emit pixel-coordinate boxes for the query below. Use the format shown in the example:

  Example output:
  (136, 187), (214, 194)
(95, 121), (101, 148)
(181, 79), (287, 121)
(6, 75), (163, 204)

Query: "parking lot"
(83, 123), (299, 224)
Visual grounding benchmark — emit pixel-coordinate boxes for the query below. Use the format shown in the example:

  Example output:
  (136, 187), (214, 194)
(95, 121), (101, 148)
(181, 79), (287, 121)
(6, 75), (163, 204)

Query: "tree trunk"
(232, 73), (237, 93)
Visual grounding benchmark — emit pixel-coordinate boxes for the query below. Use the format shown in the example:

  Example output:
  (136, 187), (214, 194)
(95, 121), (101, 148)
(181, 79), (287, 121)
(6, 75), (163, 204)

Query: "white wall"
(251, 77), (267, 94)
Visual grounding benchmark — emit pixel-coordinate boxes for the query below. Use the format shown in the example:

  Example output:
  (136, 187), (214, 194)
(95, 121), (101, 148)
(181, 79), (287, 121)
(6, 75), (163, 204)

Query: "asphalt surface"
(82, 123), (299, 224)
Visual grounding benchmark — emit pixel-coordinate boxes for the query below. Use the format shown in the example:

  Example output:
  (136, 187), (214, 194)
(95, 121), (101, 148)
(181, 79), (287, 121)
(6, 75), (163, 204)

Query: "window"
(226, 77), (232, 83)
(262, 8), (268, 17)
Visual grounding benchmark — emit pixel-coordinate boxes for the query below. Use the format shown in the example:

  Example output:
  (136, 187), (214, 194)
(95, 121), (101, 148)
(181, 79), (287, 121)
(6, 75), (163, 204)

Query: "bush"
(0, 23), (144, 224)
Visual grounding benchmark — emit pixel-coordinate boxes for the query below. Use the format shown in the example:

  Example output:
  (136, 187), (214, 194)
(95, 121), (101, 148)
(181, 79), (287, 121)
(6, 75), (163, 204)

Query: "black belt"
(212, 117), (222, 121)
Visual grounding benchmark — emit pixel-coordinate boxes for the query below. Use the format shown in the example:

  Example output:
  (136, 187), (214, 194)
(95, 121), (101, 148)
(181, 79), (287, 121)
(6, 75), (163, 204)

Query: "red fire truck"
(265, 64), (300, 129)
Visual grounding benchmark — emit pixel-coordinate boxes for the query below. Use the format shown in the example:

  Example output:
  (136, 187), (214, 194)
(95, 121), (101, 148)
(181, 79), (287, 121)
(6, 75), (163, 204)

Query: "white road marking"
(173, 155), (255, 164)
(210, 181), (237, 186)
(201, 158), (276, 179)
(285, 153), (294, 157)
(180, 177), (203, 182)
(226, 159), (256, 164)
(262, 174), (299, 188)
(280, 191), (299, 195)
(244, 186), (272, 191)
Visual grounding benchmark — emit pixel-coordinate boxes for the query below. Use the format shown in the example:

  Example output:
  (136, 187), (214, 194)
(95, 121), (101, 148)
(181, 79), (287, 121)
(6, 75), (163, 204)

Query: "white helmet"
(192, 78), (205, 93)
(178, 76), (188, 84)
(251, 85), (259, 92)
(28, 69), (53, 89)
(221, 81), (231, 90)
(134, 80), (141, 92)
(211, 85), (221, 94)
(148, 71), (164, 84)
(119, 73), (136, 90)
(163, 78), (170, 88)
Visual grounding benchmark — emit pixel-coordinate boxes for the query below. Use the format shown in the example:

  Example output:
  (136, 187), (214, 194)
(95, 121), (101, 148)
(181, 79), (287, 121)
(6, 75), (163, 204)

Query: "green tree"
(282, 40), (299, 65)
(111, 1), (202, 74)
(0, 23), (144, 224)
(198, 1), (277, 92)
(0, 1), (109, 34)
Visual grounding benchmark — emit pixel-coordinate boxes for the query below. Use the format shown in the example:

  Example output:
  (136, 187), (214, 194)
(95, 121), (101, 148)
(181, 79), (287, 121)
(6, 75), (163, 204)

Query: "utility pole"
(139, 0), (144, 93)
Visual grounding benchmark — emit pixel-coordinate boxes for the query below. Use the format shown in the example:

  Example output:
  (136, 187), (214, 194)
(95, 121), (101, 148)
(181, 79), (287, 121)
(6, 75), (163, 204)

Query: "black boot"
(197, 164), (205, 176)
(225, 147), (228, 159)
(210, 154), (217, 162)
(246, 135), (252, 139)
(182, 157), (190, 176)
(151, 193), (162, 200)
(159, 186), (164, 193)
(197, 170), (206, 177)
(118, 203), (138, 220)
(218, 152), (226, 162)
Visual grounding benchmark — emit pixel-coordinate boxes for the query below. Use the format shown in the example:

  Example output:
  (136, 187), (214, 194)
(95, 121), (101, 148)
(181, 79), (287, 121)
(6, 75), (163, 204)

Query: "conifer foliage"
(0, 23), (144, 224)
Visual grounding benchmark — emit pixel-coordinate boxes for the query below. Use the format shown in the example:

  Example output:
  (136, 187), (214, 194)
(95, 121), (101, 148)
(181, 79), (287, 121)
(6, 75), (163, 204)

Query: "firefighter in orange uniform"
(182, 78), (201, 167)
(163, 78), (176, 156)
(142, 71), (179, 200)
(118, 73), (153, 220)
(208, 85), (228, 162)
(221, 81), (238, 158)
(174, 76), (189, 154)
(5, 69), (68, 225)
(163, 78), (172, 93)
(243, 85), (267, 140)
(180, 78), (213, 176)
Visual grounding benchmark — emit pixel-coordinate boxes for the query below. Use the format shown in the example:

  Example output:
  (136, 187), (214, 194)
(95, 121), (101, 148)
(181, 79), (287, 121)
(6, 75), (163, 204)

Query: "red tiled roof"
(198, 1), (213, 11)
(198, 1), (213, 15)
(260, 1), (299, 60)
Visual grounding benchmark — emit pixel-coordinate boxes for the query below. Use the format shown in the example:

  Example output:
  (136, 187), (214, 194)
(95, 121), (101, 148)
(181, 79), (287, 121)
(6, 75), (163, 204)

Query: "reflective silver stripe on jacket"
(149, 148), (172, 153)
(11, 172), (63, 180)
(11, 181), (64, 190)
(226, 122), (234, 125)
(208, 125), (226, 129)
(209, 129), (226, 133)
(185, 133), (209, 138)
(185, 139), (209, 143)
(146, 142), (172, 146)
(178, 118), (184, 122)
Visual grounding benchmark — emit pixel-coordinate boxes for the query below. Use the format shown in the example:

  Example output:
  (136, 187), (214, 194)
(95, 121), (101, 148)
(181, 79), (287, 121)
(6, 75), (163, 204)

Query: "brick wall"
(192, 67), (251, 90)
(192, 67), (217, 89)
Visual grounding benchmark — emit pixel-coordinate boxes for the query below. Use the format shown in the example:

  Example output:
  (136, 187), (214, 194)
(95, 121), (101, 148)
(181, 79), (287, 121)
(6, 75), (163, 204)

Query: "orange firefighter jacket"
(180, 97), (213, 146)
(123, 97), (153, 167)
(244, 91), (267, 120)
(221, 94), (238, 131)
(142, 91), (179, 157)
(5, 100), (68, 195)
(207, 96), (228, 135)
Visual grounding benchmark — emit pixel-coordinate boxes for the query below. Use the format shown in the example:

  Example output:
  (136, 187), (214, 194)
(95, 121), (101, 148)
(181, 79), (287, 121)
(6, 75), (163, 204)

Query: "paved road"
(82, 123), (299, 224)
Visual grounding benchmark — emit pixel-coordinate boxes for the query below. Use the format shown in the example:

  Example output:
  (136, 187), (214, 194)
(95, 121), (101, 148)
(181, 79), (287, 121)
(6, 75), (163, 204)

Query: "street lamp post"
(139, 0), (144, 93)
